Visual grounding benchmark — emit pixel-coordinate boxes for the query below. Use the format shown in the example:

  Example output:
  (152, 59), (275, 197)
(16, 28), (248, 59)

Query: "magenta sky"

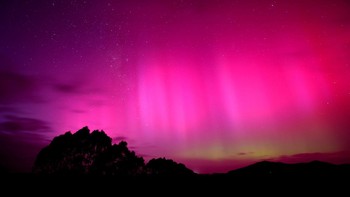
(1, 0), (350, 173)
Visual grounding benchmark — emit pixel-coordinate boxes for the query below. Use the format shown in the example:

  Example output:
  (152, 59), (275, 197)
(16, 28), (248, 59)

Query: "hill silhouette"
(227, 160), (350, 177)
(32, 127), (194, 176)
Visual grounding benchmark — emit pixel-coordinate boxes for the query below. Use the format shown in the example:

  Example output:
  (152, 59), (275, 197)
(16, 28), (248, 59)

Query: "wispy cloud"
(112, 136), (128, 142)
(53, 81), (105, 95)
(71, 109), (87, 114)
(272, 151), (350, 164)
(237, 152), (254, 156)
(0, 69), (43, 104)
(0, 115), (50, 133)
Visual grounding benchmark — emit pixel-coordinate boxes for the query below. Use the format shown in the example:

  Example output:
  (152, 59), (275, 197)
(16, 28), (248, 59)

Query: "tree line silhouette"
(33, 127), (194, 176)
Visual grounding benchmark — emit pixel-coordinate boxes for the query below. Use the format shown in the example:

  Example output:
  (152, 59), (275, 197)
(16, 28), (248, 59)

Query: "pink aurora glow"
(1, 0), (350, 173)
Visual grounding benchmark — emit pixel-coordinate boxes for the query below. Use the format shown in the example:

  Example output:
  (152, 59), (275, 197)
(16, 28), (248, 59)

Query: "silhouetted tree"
(33, 126), (195, 176)
(146, 158), (194, 176)
(32, 127), (144, 175)
(90, 141), (145, 176)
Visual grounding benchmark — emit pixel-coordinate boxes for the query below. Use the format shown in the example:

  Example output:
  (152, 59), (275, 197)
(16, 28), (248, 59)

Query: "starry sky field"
(1, 0), (350, 173)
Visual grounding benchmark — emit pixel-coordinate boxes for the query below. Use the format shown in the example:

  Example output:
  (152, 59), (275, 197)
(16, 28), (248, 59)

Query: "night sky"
(1, 0), (350, 174)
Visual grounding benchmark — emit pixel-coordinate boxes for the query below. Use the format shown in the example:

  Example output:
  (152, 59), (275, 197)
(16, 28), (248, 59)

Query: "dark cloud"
(53, 82), (108, 109)
(53, 81), (105, 95)
(71, 109), (86, 114)
(54, 84), (80, 94)
(0, 115), (50, 133)
(0, 69), (42, 104)
(112, 136), (127, 142)
(0, 114), (51, 172)
(272, 151), (350, 164)
(137, 153), (152, 158)
(237, 152), (254, 156)
(0, 54), (48, 104)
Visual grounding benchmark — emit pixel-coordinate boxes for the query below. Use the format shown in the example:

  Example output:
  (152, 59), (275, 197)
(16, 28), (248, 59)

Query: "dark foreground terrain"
(1, 164), (349, 196)
(1, 127), (349, 193)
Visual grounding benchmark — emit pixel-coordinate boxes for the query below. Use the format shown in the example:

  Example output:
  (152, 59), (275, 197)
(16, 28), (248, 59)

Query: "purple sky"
(1, 0), (350, 173)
